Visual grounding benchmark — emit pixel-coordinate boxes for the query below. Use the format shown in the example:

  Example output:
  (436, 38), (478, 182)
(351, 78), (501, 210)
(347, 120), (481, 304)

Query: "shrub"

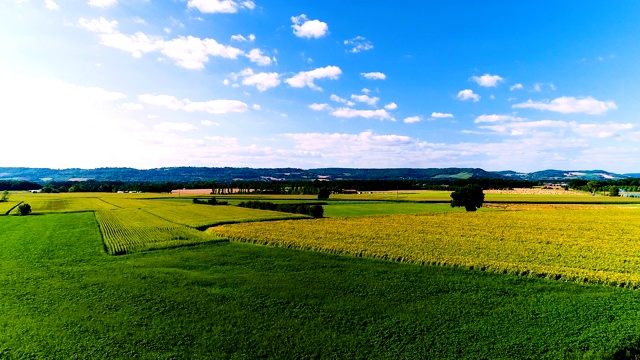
(317, 189), (331, 200)
(17, 203), (32, 216)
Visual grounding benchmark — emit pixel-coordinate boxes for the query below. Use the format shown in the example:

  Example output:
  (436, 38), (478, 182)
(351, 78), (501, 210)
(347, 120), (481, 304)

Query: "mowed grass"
(4, 213), (640, 358)
(211, 207), (640, 288)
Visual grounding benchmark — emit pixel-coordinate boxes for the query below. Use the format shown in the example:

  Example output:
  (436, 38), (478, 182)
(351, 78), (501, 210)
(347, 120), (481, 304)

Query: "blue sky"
(2, 1), (640, 172)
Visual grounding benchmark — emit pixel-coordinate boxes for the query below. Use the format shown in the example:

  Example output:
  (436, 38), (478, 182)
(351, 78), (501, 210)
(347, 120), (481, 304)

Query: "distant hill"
(0, 167), (634, 183)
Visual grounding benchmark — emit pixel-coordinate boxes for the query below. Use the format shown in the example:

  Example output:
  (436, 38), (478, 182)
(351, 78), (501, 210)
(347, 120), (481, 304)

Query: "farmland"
(4, 190), (640, 358)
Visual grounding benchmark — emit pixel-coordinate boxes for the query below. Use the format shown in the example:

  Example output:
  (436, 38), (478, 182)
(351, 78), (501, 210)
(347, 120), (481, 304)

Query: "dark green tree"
(450, 184), (484, 212)
(609, 185), (620, 197)
(317, 189), (331, 200)
(17, 203), (32, 216)
(0, 190), (8, 202)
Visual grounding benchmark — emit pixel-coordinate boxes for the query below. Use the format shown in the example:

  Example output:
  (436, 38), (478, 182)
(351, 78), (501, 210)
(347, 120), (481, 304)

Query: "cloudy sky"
(2, 1), (640, 172)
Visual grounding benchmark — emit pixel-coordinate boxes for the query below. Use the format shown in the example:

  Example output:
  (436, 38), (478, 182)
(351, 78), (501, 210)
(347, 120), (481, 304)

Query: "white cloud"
(88, 0), (117, 8)
(532, 83), (556, 92)
(457, 89), (480, 102)
(238, 68), (280, 91)
(362, 88), (371, 94)
(384, 102), (398, 110)
(474, 114), (524, 123)
(570, 122), (632, 138)
(133, 17), (145, 24)
(159, 36), (243, 70)
(309, 103), (330, 111)
(120, 102), (144, 111)
(351, 94), (379, 106)
(404, 116), (422, 124)
(330, 94), (355, 106)
(252, 104), (261, 110)
(285, 66), (342, 91)
(431, 112), (453, 119)
(245, 48), (272, 66)
(361, 72), (386, 80)
(139, 94), (248, 114)
(343, 36), (373, 53)
(510, 83), (523, 91)
(231, 34), (255, 42)
(187, 0), (254, 14)
(471, 74), (503, 87)
(512, 96), (617, 114)
(291, 14), (328, 39)
(200, 120), (220, 126)
(79, 17), (118, 34)
(183, 100), (248, 114)
(139, 94), (184, 110)
(45, 0), (58, 10)
(154, 122), (197, 132)
(331, 108), (392, 121)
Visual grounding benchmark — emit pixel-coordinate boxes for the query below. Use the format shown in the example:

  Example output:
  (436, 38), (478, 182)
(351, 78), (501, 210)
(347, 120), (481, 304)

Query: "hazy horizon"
(3, 1), (640, 172)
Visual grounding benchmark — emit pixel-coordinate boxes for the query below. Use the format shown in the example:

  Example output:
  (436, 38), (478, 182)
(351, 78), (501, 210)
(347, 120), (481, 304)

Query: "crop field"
(0, 200), (20, 215)
(7, 196), (117, 214)
(323, 202), (465, 217)
(143, 203), (309, 228)
(95, 209), (223, 255)
(211, 207), (640, 288)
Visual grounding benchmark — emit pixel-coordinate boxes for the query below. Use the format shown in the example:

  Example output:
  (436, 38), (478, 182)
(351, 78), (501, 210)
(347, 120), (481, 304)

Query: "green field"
(3, 212), (640, 358)
(5, 191), (640, 358)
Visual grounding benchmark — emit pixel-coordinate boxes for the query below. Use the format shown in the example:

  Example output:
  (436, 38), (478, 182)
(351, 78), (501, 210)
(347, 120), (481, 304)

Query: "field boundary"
(196, 216), (313, 231)
(3, 201), (23, 216)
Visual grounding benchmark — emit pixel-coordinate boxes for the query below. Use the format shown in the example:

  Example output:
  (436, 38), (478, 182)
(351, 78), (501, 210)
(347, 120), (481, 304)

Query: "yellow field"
(0, 201), (20, 215)
(210, 207), (640, 288)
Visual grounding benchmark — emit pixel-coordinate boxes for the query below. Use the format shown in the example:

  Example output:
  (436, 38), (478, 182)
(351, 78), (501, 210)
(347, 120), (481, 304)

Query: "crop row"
(210, 208), (640, 288)
(95, 209), (220, 255)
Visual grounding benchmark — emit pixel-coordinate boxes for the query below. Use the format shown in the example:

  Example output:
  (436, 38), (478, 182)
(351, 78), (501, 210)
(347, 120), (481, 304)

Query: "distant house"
(29, 189), (41, 193)
(342, 189), (358, 194)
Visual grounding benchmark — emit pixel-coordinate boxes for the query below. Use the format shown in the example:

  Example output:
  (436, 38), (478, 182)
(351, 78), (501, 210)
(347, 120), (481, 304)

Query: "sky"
(2, 1), (640, 172)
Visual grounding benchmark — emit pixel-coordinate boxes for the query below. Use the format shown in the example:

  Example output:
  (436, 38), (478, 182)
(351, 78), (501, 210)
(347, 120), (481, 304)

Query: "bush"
(17, 203), (32, 216)
(193, 197), (228, 205)
(238, 201), (324, 218)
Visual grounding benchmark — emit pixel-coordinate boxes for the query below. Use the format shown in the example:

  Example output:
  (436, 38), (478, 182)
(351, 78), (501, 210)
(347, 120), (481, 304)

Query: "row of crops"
(210, 207), (640, 288)
(95, 209), (223, 255)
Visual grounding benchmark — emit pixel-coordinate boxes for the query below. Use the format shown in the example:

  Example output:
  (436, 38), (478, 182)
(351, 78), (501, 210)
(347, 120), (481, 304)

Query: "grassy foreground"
(3, 213), (640, 358)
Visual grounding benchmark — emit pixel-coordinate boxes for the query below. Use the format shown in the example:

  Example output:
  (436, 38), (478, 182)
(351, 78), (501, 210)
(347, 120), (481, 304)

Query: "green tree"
(317, 189), (331, 200)
(450, 184), (484, 212)
(0, 190), (8, 202)
(17, 203), (32, 216)
(609, 186), (620, 197)
(586, 181), (600, 196)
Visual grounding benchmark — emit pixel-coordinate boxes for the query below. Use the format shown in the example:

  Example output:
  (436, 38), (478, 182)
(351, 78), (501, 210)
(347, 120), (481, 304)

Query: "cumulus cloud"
(457, 89), (480, 102)
(120, 102), (144, 111)
(343, 36), (373, 53)
(512, 96), (617, 114)
(285, 65), (342, 91)
(45, 0), (59, 10)
(384, 102), (398, 110)
(331, 108), (393, 121)
(239, 68), (280, 91)
(570, 122), (632, 138)
(361, 72), (386, 80)
(291, 14), (328, 39)
(330, 94), (355, 106)
(510, 83), (524, 91)
(245, 48), (272, 66)
(431, 112), (453, 119)
(154, 122), (197, 132)
(187, 0), (255, 14)
(88, 0), (117, 8)
(231, 33), (255, 42)
(403, 116), (422, 124)
(79, 17), (118, 34)
(474, 114), (525, 123)
(80, 17), (248, 69)
(309, 103), (330, 111)
(138, 94), (248, 114)
(351, 94), (379, 106)
(471, 74), (503, 87)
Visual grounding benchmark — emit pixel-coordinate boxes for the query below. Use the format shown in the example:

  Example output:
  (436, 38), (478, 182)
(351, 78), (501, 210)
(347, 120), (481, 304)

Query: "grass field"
(323, 202), (465, 217)
(3, 212), (640, 358)
(211, 208), (640, 288)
